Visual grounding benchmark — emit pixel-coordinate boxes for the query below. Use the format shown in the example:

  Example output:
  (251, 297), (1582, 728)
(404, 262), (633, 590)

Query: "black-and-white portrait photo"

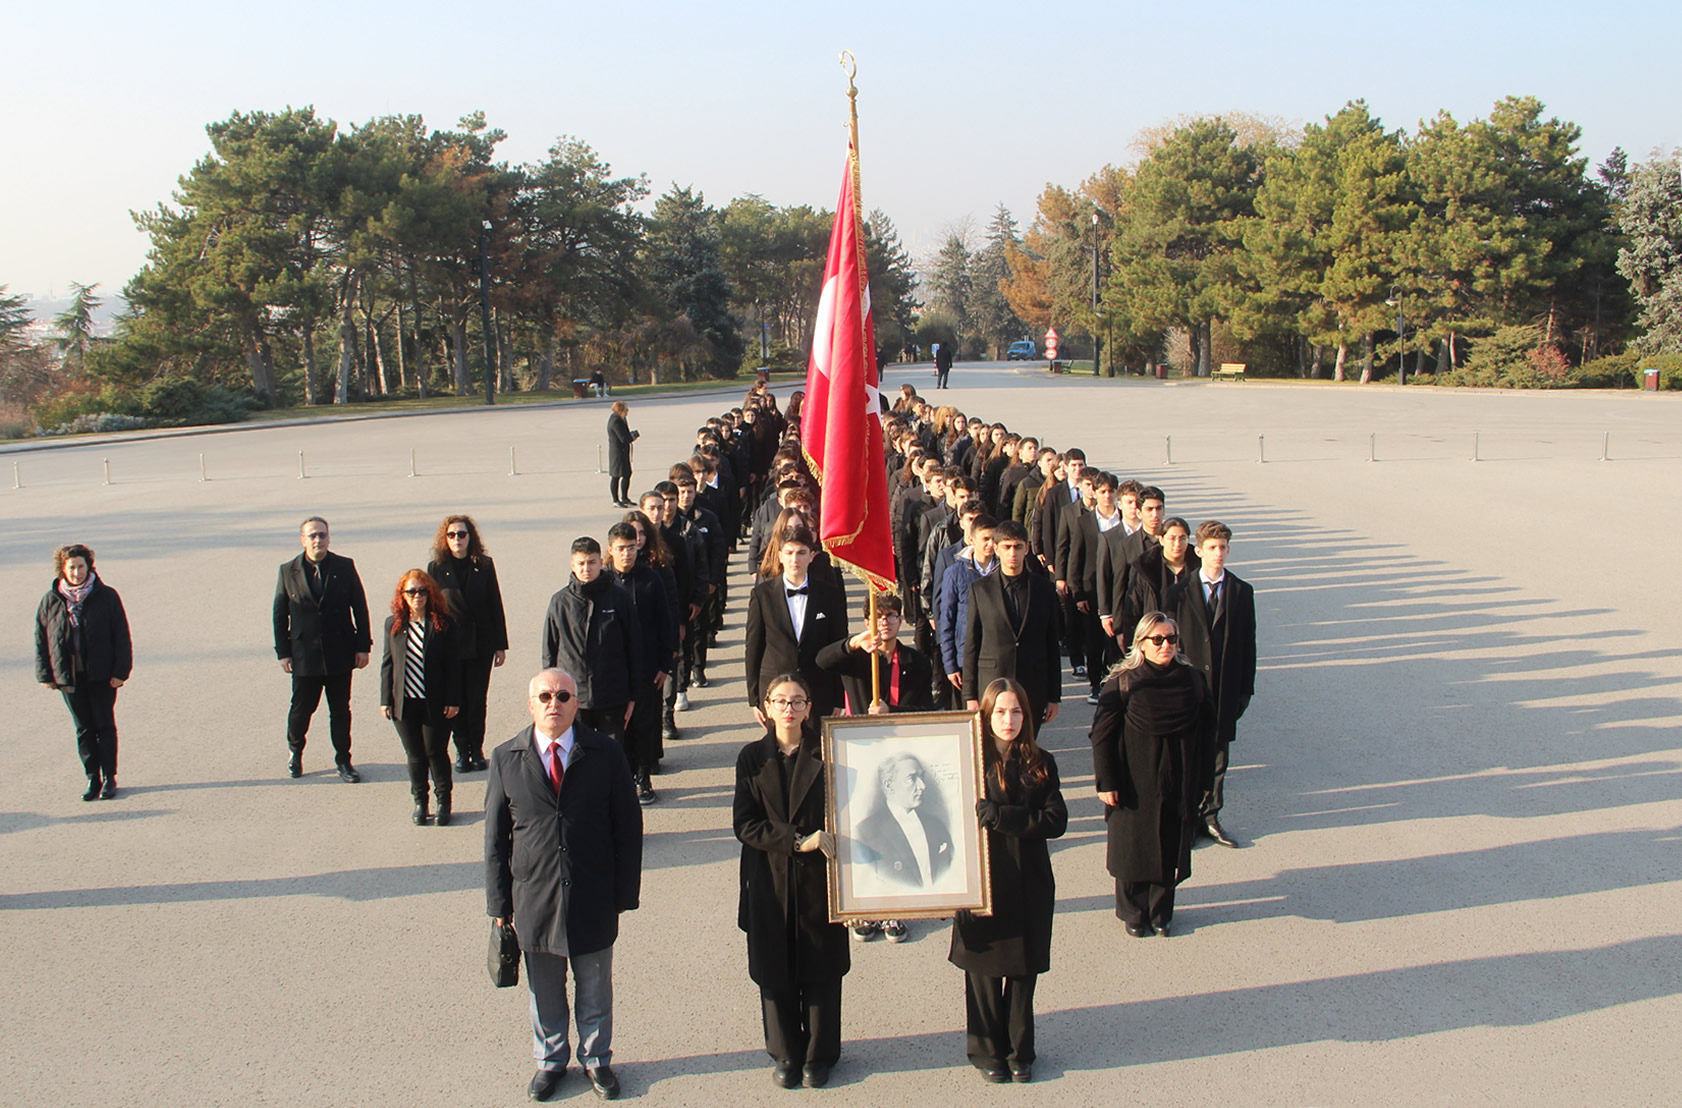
(822, 713), (991, 921)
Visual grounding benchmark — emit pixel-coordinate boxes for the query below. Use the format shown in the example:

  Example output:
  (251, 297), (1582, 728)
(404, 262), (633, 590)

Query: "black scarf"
(1123, 659), (1203, 736)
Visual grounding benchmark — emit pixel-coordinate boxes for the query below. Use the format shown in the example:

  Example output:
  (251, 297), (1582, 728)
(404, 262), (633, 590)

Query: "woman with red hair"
(379, 570), (461, 825)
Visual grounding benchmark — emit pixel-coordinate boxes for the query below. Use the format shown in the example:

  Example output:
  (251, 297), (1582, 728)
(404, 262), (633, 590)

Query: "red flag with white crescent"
(803, 144), (894, 591)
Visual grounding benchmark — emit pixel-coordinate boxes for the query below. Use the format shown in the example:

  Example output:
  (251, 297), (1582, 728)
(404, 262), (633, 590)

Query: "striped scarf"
(404, 621), (427, 700)
(58, 573), (96, 628)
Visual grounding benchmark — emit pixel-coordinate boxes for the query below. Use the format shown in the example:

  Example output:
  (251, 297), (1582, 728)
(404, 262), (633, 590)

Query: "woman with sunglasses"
(380, 570), (461, 825)
(427, 515), (508, 773)
(1087, 612), (1214, 938)
(732, 673), (847, 1090)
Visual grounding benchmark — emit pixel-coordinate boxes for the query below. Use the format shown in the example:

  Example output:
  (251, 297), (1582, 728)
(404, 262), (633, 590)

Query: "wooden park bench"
(1213, 362), (1247, 381)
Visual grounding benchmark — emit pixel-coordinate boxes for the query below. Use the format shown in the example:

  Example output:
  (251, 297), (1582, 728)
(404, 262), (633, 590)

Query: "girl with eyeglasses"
(1086, 612), (1214, 938)
(732, 672), (848, 1090)
(380, 570), (461, 825)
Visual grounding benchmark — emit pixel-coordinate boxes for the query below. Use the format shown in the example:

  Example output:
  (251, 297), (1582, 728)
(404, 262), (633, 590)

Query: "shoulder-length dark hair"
(390, 569), (450, 633)
(621, 508), (672, 569)
(979, 677), (1050, 790)
(429, 514), (487, 564)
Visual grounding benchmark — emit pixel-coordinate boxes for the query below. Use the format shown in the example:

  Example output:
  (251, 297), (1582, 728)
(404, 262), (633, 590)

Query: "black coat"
(541, 576), (642, 709)
(962, 571), (1063, 718)
(824, 642), (935, 715)
(609, 563), (678, 680)
(606, 411), (638, 477)
(379, 616), (463, 722)
(734, 728), (851, 989)
(1096, 526), (1152, 635)
(950, 751), (1068, 977)
(1089, 662), (1214, 885)
(272, 552), (372, 676)
(1167, 571), (1258, 745)
(35, 576), (132, 688)
(484, 723), (643, 957)
(855, 805), (954, 887)
(743, 575), (850, 717)
(426, 555), (509, 660)
(1124, 547), (1200, 641)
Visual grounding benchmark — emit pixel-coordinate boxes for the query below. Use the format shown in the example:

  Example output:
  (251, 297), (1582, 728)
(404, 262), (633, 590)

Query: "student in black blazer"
(963, 522), (1063, 726)
(743, 523), (850, 723)
(380, 570), (462, 825)
(1167, 521), (1257, 849)
(273, 517), (372, 782)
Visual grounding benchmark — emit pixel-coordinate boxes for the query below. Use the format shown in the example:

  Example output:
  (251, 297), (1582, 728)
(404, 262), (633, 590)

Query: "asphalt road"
(3, 361), (1679, 1105)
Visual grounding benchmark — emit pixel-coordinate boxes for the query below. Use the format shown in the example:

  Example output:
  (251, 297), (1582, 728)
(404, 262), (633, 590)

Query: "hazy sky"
(6, 0), (1679, 305)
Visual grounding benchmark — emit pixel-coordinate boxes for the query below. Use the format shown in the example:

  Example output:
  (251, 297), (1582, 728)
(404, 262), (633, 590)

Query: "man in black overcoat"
(273, 517), (371, 781)
(1167, 520), (1257, 848)
(963, 522), (1063, 726)
(486, 668), (643, 1102)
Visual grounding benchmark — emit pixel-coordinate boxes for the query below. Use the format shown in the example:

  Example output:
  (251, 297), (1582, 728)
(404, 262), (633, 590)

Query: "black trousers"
(761, 978), (842, 1066)
(964, 971), (1037, 1066)
(1081, 604), (1117, 690)
(287, 672), (353, 765)
(936, 366), (950, 388)
(609, 473), (631, 503)
(623, 680), (660, 775)
(1115, 877), (1176, 928)
(393, 700), (451, 801)
(1203, 736), (1230, 816)
(450, 654), (495, 759)
(62, 682), (119, 781)
(1058, 591), (1085, 669)
(577, 706), (627, 759)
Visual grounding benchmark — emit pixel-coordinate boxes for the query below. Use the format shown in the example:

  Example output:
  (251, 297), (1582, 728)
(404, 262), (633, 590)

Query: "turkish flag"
(803, 147), (895, 591)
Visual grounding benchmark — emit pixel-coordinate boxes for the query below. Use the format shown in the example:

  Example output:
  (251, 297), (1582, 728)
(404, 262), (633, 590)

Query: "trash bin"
(571, 379), (588, 398)
(1643, 368), (1660, 391)
(755, 367), (770, 385)
(1155, 363), (1167, 380)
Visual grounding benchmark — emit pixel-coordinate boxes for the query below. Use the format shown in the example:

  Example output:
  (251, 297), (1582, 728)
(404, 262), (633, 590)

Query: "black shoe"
(435, 798), (452, 826)
(338, 764), (361, 784)
(528, 1068), (565, 1101)
(1157, 922), (1172, 937)
(1204, 816), (1239, 848)
(802, 1062), (831, 1088)
(771, 1061), (800, 1089)
(82, 779), (101, 802)
(638, 779), (658, 806)
(1010, 1062), (1033, 1083)
(585, 1065), (619, 1100)
(694, 667), (708, 688)
(662, 721), (680, 742)
(455, 754), (473, 773)
(1126, 921), (1155, 938)
(979, 1063), (1010, 1083)
(287, 752), (302, 778)
(1072, 664), (1087, 677)
(99, 778), (116, 800)
(412, 801), (429, 826)
(470, 753), (489, 772)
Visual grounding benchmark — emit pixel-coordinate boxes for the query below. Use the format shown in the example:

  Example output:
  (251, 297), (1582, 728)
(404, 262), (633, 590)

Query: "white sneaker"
(882, 920), (909, 943)
(674, 691), (690, 711)
(849, 920), (880, 942)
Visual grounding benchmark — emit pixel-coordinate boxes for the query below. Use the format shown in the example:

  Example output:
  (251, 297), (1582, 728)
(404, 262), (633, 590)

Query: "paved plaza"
(3, 363), (1680, 1105)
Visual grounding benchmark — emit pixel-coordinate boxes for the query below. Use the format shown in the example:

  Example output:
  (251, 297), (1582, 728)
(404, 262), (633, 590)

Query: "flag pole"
(841, 49), (886, 715)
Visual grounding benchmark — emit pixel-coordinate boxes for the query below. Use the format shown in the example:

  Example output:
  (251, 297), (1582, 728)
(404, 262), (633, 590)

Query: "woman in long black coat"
(35, 543), (132, 801)
(606, 400), (639, 507)
(950, 677), (1068, 1084)
(733, 673), (849, 1090)
(426, 514), (508, 773)
(1088, 612), (1214, 938)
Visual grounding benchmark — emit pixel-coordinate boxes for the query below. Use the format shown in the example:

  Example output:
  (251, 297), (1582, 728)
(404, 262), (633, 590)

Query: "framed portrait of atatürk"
(820, 711), (991, 922)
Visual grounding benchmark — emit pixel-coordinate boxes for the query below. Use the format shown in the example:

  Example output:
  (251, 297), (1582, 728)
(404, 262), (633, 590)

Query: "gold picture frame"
(820, 711), (992, 922)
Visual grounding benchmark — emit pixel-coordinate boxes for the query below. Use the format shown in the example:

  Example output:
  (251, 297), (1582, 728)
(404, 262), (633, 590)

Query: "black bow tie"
(786, 586), (809, 597)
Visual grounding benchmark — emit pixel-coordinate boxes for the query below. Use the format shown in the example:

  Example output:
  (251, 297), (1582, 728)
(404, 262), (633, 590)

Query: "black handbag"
(488, 920), (520, 988)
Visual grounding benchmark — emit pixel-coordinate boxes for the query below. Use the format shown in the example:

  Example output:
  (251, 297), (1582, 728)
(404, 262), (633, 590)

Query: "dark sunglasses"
(1143, 634), (1179, 646)
(533, 689), (574, 705)
(445, 530), (471, 539)
(402, 587), (427, 596)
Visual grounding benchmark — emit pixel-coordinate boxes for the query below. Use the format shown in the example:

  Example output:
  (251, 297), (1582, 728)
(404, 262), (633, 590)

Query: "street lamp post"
(1090, 210), (1102, 377)
(479, 219), (496, 405)
(1386, 283), (1406, 387)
